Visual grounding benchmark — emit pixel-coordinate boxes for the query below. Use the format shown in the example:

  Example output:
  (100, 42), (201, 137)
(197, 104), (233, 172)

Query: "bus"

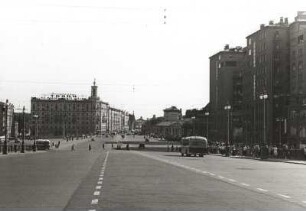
(180, 136), (208, 157)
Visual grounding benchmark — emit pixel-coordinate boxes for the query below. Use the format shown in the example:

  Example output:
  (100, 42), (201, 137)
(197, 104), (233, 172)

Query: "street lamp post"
(224, 105), (231, 157)
(204, 112), (209, 140)
(21, 106), (25, 153)
(259, 93), (268, 159)
(276, 118), (284, 147)
(191, 116), (196, 136)
(2, 99), (8, 155)
(33, 114), (38, 152)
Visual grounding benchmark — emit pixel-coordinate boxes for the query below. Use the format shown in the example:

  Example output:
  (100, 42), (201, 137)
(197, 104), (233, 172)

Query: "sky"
(1, 0), (306, 118)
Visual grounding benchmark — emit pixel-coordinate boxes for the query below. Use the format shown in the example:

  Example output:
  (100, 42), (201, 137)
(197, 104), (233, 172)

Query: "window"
(298, 35), (304, 44)
(225, 61), (237, 67)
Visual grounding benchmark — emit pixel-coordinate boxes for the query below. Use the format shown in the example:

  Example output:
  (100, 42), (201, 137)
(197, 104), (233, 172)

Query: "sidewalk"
(0, 136), (97, 158)
(211, 154), (306, 165)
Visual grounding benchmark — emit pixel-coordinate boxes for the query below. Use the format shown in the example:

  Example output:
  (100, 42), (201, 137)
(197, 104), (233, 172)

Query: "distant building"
(135, 117), (145, 133)
(31, 81), (130, 138)
(155, 106), (183, 140)
(13, 111), (31, 137)
(0, 100), (14, 139)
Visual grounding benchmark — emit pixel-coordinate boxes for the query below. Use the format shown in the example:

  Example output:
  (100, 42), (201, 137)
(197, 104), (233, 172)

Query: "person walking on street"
(89, 144), (92, 151)
(304, 147), (306, 160)
(71, 144), (75, 151)
(102, 143), (105, 150)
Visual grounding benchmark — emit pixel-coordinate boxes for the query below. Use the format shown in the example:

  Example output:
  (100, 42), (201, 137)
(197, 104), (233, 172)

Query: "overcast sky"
(1, 0), (306, 118)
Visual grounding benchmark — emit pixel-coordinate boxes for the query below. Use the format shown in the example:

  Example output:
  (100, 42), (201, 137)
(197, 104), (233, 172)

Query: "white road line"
(302, 201), (306, 204)
(93, 191), (100, 196)
(209, 173), (216, 176)
(218, 176), (224, 179)
(201, 171), (208, 174)
(256, 188), (268, 192)
(97, 181), (103, 184)
(91, 199), (98, 205)
(88, 209), (96, 211)
(99, 178), (103, 181)
(277, 194), (291, 199)
(96, 185), (102, 189)
(228, 179), (236, 182)
(241, 183), (250, 187)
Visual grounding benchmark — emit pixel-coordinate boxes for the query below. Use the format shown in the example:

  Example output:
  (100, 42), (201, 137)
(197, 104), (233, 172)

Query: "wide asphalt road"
(1, 135), (305, 210)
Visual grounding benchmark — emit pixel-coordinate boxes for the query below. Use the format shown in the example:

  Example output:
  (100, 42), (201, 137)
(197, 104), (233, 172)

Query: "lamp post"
(276, 118), (284, 147)
(21, 106), (25, 153)
(259, 93), (268, 159)
(2, 99), (8, 155)
(191, 116), (196, 136)
(224, 104), (231, 157)
(204, 112), (209, 140)
(33, 114), (38, 152)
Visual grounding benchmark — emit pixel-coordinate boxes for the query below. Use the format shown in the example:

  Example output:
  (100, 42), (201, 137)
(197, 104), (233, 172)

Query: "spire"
(91, 79), (98, 99)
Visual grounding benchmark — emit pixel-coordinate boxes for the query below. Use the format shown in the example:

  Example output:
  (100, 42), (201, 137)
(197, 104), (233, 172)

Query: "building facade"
(288, 12), (306, 147)
(244, 18), (290, 147)
(155, 106), (183, 140)
(0, 100), (14, 139)
(209, 46), (245, 144)
(31, 81), (130, 138)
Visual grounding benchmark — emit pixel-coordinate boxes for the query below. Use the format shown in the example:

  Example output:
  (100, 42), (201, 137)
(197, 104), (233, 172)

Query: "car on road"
(36, 139), (51, 150)
(180, 136), (208, 157)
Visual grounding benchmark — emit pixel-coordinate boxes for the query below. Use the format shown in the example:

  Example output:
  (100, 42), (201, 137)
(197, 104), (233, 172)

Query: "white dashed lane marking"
(257, 188), (268, 192)
(89, 151), (109, 209)
(133, 152), (306, 207)
(93, 191), (100, 196)
(91, 199), (98, 205)
(277, 194), (291, 199)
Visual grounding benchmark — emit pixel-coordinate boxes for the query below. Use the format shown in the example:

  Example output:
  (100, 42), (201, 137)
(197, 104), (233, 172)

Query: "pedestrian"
(102, 143), (105, 150)
(304, 147), (306, 160)
(71, 144), (75, 151)
(89, 144), (92, 151)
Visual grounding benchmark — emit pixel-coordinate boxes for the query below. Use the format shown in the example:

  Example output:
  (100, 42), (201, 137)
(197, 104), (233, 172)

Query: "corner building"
(244, 18), (290, 146)
(31, 82), (102, 138)
(288, 12), (306, 147)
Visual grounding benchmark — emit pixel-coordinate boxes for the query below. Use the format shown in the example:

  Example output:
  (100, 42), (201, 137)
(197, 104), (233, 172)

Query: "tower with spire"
(90, 79), (99, 100)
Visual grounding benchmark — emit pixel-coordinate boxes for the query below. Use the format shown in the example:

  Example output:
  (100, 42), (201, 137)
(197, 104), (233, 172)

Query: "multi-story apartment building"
(0, 100), (14, 139)
(209, 45), (245, 144)
(244, 18), (290, 146)
(288, 12), (306, 147)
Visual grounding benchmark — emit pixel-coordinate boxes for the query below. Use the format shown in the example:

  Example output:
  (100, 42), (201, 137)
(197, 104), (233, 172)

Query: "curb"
(209, 154), (306, 165)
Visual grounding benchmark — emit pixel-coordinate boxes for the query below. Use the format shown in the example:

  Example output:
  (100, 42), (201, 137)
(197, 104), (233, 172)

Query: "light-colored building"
(155, 106), (183, 140)
(0, 100), (14, 139)
(31, 81), (130, 138)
